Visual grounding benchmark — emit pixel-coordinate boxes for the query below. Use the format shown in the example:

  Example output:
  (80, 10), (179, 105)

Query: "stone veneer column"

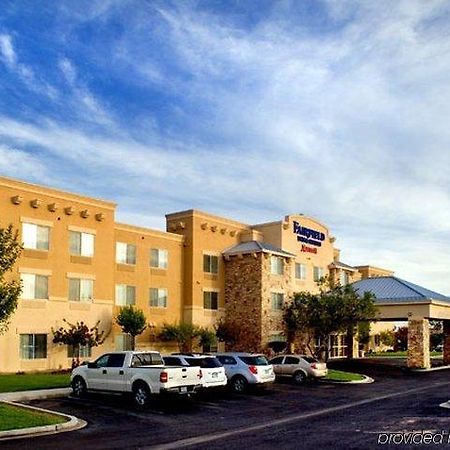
(443, 320), (450, 366)
(407, 318), (430, 369)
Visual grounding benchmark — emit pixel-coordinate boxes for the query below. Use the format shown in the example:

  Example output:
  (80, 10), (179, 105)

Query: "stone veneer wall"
(224, 253), (264, 352)
(260, 255), (294, 349)
(407, 318), (430, 369)
(443, 320), (450, 365)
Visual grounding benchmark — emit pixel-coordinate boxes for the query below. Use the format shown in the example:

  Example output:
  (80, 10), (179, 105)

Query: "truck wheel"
(293, 371), (306, 385)
(230, 375), (247, 394)
(132, 382), (151, 409)
(71, 376), (87, 397)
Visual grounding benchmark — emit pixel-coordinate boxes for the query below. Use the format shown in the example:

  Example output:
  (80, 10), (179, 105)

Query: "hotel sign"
(293, 220), (325, 253)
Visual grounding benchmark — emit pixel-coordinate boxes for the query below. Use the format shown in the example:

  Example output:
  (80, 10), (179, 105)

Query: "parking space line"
(147, 380), (450, 450)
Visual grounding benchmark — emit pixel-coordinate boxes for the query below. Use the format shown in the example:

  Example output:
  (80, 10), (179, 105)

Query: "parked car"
(215, 352), (275, 393)
(71, 351), (202, 408)
(162, 354), (227, 389)
(269, 354), (328, 384)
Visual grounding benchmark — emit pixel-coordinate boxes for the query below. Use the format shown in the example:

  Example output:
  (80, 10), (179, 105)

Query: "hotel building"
(0, 176), (390, 373)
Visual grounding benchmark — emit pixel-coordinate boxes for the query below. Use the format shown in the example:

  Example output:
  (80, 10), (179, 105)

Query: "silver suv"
(215, 352), (275, 393)
(162, 354), (227, 389)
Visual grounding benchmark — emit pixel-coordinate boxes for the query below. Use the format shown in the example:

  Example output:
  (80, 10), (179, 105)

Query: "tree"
(52, 319), (106, 368)
(115, 306), (147, 351)
(0, 224), (23, 334)
(394, 326), (408, 351)
(379, 330), (395, 347)
(158, 323), (201, 352)
(284, 279), (377, 361)
(198, 328), (217, 352)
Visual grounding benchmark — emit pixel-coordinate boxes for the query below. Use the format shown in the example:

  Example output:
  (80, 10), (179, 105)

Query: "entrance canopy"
(352, 276), (450, 369)
(352, 276), (450, 321)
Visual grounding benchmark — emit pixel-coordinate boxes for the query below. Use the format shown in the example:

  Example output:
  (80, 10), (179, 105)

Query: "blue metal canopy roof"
(351, 276), (450, 304)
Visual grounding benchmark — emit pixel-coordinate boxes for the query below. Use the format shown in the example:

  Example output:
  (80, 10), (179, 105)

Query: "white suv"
(162, 354), (227, 389)
(215, 352), (275, 393)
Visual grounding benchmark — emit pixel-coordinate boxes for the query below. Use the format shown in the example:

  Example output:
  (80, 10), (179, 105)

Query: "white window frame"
(68, 344), (91, 358)
(203, 291), (219, 310)
(270, 256), (284, 275)
(203, 254), (219, 274)
(70, 231), (95, 257)
(21, 273), (49, 300)
(20, 334), (47, 359)
(115, 334), (133, 351)
(150, 248), (168, 269)
(340, 271), (350, 286)
(149, 287), (168, 308)
(68, 278), (94, 302)
(22, 222), (50, 251)
(115, 284), (136, 306)
(116, 242), (137, 265)
(295, 263), (306, 280)
(271, 292), (284, 311)
(313, 266), (325, 282)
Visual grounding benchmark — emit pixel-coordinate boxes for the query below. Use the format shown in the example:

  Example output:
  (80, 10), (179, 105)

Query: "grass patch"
(0, 373), (70, 393)
(0, 402), (68, 431)
(324, 369), (365, 382)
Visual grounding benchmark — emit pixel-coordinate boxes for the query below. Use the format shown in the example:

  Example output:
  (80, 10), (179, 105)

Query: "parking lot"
(2, 364), (450, 450)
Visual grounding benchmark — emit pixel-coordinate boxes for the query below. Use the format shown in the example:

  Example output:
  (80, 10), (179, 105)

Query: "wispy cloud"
(0, 1), (450, 293)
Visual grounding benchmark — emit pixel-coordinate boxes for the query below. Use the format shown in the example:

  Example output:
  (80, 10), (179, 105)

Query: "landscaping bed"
(0, 402), (69, 431)
(323, 369), (366, 382)
(0, 372), (70, 393)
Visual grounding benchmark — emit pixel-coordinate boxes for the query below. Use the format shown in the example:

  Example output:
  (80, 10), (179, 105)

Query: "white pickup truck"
(71, 351), (202, 407)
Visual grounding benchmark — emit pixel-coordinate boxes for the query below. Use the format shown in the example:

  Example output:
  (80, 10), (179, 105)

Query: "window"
(203, 291), (218, 310)
(271, 292), (284, 311)
(270, 356), (284, 364)
(295, 263), (306, 280)
(116, 242), (136, 265)
(270, 256), (284, 275)
(69, 278), (94, 302)
(216, 355), (237, 365)
(203, 254), (218, 274)
(22, 223), (50, 250)
(21, 273), (48, 299)
(70, 231), (94, 257)
(149, 288), (168, 308)
(20, 334), (47, 359)
(150, 248), (168, 269)
(131, 353), (163, 367)
(163, 356), (186, 366)
(284, 356), (300, 364)
(115, 334), (133, 351)
(68, 344), (91, 358)
(339, 271), (350, 286)
(313, 266), (325, 282)
(115, 284), (136, 306)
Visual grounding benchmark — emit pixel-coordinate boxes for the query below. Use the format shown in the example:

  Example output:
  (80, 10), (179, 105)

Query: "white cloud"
(0, 34), (16, 67)
(1, 2), (450, 294)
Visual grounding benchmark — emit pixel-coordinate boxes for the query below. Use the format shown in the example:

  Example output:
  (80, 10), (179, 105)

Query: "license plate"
(180, 386), (187, 393)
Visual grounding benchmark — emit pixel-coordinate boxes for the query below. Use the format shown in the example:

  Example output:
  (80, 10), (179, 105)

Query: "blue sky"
(1, 0), (450, 294)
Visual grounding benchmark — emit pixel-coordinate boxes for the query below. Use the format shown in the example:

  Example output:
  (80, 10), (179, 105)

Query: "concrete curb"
(320, 375), (374, 385)
(0, 400), (86, 441)
(410, 365), (450, 373)
(0, 387), (72, 402)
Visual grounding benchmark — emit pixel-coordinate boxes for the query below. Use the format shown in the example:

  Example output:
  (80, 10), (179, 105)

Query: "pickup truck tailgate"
(160, 366), (201, 393)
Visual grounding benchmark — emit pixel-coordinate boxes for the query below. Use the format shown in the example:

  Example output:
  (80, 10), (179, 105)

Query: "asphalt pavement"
(1, 364), (449, 450)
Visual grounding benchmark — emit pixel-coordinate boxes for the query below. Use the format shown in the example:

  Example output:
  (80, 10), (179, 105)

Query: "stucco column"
(407, 318), (430, 369)
(443, 320), (450, 366)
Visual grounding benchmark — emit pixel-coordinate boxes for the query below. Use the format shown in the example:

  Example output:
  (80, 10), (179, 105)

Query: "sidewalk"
(0, 387), (86, 441)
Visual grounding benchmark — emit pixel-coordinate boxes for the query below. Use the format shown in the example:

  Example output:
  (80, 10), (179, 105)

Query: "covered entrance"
(352, 277), (450, 369)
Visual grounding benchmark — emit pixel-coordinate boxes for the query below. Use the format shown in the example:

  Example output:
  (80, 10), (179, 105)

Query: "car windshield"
(239, 356), (269, 366)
